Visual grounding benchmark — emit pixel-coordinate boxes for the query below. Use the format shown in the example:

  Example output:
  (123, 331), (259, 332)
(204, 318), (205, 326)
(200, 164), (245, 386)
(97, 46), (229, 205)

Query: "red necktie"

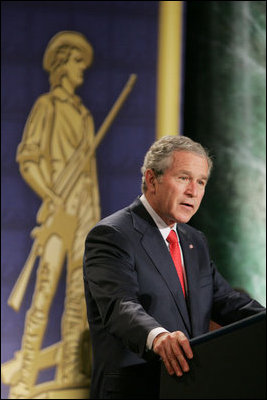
(167, 230), (186, 297)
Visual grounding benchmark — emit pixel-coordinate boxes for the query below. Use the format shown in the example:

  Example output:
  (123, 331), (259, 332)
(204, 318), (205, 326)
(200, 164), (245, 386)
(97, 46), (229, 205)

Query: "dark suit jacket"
(83, 198), (263, 399)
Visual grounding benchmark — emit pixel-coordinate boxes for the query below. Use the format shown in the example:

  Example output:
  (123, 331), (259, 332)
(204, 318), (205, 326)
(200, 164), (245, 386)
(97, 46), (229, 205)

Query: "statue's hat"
(43, 31), (93, 71)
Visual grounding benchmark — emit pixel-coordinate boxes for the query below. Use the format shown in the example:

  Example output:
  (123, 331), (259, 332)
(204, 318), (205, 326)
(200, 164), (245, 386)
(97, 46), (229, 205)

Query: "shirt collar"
(140, 194), (178, 242)
(51, 87), (82, 111)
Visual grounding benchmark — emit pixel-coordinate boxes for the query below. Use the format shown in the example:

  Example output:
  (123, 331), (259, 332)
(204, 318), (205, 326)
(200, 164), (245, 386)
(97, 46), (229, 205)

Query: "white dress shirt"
(139, 194), (188, 350)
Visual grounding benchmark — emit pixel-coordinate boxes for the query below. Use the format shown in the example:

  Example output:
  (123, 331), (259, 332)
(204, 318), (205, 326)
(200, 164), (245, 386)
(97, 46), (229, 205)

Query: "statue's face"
(64, 48), (86, 88)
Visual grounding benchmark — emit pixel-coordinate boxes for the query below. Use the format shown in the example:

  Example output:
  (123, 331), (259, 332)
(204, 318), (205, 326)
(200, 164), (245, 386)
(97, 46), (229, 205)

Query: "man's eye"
(198, 180), (206, 186)
(179, 176), (188, 181)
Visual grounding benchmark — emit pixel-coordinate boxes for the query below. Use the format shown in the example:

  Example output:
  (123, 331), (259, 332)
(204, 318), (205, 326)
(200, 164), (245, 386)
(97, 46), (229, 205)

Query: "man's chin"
(173, 212), (194, 224)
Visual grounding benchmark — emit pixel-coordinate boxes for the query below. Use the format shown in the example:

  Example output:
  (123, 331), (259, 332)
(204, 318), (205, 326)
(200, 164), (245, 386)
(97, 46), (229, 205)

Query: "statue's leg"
(56, 178), (100, 387)
(9, 235), (65, 399)
(57, 260), (91, 386)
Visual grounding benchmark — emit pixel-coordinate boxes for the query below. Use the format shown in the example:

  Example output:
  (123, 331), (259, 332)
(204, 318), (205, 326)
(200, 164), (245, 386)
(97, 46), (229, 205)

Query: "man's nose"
(185, 181), (198, 197)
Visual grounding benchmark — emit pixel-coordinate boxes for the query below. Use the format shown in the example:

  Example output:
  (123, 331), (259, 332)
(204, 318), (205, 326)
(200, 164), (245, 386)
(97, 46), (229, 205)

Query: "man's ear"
(145, 169), (157, 193)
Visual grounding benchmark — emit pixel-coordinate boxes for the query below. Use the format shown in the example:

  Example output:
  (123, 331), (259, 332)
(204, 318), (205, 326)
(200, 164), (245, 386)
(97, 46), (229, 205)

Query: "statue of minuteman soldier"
(10, 31), (100, 399)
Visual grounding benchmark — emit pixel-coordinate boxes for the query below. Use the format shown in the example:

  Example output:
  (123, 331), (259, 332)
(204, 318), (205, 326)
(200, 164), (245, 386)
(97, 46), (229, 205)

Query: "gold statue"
(2, 31), (136, 399)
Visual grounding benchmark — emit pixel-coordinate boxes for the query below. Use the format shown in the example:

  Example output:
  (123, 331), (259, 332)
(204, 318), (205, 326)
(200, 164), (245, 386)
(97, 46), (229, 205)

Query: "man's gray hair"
(141, 135), (213, 193)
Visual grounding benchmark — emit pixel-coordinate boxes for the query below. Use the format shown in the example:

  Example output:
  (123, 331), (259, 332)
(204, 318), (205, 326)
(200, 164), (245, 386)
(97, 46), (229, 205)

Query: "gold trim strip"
(156, 1), (183, 138)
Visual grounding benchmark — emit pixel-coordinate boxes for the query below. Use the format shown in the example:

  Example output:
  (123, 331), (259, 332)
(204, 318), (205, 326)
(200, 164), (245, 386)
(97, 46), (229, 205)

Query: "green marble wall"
(184, 1), (266, 305)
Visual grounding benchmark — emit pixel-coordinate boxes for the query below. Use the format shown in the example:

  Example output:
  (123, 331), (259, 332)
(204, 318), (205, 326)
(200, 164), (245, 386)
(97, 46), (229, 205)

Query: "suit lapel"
(177, 225), (200, 337)
(130, 199), (191, 334)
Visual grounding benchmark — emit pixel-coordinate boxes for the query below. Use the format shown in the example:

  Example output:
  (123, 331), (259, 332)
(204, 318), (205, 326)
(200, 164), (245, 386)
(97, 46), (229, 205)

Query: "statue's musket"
(7, 74), (137, 312)
(1, 341), (61, 385)
(8, 207), (76, 312)
(8, 240), (39, 312)
(92, 73), (137, 152)
(55, 73), (137, 197)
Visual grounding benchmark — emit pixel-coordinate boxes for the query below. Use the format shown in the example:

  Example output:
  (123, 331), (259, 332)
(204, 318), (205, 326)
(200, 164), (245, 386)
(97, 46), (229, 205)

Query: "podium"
(160, 311), (266, 399)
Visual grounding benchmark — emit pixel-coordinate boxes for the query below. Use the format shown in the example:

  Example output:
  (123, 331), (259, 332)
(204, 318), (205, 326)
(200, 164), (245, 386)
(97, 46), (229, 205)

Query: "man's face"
(146, 151), (209, 226)
(65, 48), (86, 88)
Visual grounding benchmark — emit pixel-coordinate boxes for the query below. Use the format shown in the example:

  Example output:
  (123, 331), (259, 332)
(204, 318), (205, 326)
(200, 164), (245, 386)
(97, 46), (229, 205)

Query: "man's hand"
(152, 331), (193, 376)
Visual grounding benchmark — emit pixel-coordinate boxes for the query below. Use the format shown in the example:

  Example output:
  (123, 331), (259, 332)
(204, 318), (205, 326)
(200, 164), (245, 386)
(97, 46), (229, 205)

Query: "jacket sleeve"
(194, 221), (266, 326)
(83, 223), (162, 358)
(210, 260), (264, 326)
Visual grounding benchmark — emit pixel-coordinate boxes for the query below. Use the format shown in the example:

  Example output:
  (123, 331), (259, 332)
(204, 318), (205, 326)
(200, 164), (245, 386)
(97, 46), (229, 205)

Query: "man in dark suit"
(83, 135), (264, 399)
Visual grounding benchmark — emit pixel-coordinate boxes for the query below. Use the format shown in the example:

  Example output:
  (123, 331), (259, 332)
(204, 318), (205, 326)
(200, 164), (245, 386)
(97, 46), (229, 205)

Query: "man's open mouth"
(180, 203), (194, 209)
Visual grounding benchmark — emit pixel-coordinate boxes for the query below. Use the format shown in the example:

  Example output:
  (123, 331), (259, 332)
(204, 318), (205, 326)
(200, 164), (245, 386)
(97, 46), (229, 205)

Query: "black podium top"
(160, 311), (266, 399)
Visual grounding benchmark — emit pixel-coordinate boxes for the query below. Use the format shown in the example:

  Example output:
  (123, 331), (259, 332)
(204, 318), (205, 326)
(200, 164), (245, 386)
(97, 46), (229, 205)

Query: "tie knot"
(167, 230), (178, 245)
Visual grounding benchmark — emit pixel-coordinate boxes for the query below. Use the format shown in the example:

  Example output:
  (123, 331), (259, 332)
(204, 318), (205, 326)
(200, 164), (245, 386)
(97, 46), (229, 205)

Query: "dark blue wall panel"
(1, 2), (159, 397)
